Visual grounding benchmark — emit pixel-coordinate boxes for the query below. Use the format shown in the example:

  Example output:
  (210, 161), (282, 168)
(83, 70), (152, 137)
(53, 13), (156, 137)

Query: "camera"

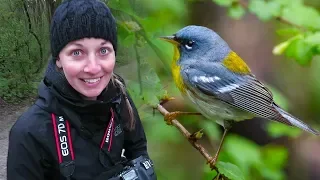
(113, 156), (156, 180)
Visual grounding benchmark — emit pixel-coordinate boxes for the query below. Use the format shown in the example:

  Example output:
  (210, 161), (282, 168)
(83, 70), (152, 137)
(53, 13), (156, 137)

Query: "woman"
(7, 0), (156, 179)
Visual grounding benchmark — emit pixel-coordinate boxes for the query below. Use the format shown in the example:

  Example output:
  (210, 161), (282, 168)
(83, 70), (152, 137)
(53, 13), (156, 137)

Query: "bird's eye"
(184, 40), (194, 50)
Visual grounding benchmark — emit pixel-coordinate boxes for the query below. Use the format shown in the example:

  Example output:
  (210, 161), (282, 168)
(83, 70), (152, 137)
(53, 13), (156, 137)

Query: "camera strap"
(51, 113), (75, 179)
(51, 108), (116, 179)
(100, 108), (115, 151)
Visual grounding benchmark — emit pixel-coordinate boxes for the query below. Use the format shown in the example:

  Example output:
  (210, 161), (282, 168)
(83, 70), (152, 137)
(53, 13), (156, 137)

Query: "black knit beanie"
(50, 0), (117, 61)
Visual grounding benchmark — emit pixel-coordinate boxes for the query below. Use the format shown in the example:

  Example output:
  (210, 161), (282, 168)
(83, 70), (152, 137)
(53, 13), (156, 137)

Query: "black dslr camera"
(110, 156), (157, 180)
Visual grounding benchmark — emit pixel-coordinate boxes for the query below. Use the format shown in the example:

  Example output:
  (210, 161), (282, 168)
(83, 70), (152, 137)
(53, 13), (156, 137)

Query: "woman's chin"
(80, 90), (104, 100)
(75, 76), (111, 100)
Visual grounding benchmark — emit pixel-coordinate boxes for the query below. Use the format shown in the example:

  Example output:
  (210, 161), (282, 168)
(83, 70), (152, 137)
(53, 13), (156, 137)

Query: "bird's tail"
(274, 104), (319, 135)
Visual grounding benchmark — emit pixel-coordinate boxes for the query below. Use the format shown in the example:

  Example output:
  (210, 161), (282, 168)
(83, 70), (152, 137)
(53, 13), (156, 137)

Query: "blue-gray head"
(161, 25), (231, 64)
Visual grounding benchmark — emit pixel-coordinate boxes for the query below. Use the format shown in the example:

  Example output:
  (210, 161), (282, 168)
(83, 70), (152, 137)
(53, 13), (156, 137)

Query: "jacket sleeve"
(7, 117), (45, 180)
(123, 94), (149, 160)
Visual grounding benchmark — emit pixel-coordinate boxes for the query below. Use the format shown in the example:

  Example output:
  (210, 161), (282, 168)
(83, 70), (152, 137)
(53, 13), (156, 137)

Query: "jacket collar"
(36, 58), (123, 137)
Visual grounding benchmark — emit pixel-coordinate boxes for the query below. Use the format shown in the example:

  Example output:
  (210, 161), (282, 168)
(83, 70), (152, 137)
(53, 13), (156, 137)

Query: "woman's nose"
(83, 55), (101, 74)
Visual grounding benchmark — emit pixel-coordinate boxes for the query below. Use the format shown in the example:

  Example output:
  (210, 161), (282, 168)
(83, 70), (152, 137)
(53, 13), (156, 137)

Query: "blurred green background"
(1, 0), (320, 179)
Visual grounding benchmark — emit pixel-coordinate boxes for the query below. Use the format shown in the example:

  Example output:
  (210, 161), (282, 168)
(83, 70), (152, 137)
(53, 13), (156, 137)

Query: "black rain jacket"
(7, 59), (149, 180)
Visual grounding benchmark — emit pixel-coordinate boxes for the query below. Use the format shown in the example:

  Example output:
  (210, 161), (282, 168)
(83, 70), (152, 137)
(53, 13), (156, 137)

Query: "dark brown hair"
(111, 74), (135, 130)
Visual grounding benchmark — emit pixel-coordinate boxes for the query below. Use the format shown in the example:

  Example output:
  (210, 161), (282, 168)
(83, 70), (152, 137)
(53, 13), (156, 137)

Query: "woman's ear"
(56, 58), (62, 68)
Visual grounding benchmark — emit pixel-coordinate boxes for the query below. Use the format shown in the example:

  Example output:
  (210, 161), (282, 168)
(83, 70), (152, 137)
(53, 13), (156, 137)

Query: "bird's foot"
(164, 111), (180, 125)
(189, 129), (204, 141)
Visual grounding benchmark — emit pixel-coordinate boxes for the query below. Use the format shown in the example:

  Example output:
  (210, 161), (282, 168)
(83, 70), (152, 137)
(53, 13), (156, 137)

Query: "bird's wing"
(181, 63), (291, 125)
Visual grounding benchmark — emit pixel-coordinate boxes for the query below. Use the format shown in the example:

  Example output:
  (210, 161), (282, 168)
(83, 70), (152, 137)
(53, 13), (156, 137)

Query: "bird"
(160, 25), (319, 166)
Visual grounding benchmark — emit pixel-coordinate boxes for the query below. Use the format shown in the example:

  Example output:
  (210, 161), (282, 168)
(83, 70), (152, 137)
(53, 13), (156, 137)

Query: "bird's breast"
(171, 46), (186, 93)
(185, 89), (255, 122)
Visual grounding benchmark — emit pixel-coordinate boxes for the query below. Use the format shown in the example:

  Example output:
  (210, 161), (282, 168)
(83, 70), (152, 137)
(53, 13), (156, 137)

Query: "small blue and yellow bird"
(161, 25), (319, 165)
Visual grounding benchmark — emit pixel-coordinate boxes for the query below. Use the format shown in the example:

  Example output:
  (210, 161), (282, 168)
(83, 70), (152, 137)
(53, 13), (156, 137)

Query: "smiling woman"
(6, 0), (156, 180)
(57, 39), (116, 100)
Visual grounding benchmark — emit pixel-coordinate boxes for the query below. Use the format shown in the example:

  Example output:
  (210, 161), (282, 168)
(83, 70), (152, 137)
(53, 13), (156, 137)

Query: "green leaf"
(262, 145), (288, 170)
(305, 32), (320, 45)
(224, 135), (261, 177)
(145, 117), (183, 143)
(141, 90), (159, 107)
(273, 41), (291, 55)
(216, 161), (245, 180)
(127, 81), (144, 102)
(117, 22), (133, 42)
(108, 0), (135, 16)
(202, 164), (218, 180)
(284, 38), (315, 65)
(146, 38), (172, 71)
(139, 0), (187, 19)
(276, 28), (301, 36)
(258, 145), (288, 180)
(213, 0), (235, 7)
(315, 45), (320, 54)
(249, 0), (281, 21)
(272, 0), (297, 6)
(281, 3), (320, 30)
(228, 4), (246, 20)
(123, 21), (141, 32)
(139, 62), (166, 106)
(259, 168), (285, 180)
(122, 34), (136, 47)
(138, 17), (162, 32)
(273, 34), (303, 55)
(266, 122), (302, 138)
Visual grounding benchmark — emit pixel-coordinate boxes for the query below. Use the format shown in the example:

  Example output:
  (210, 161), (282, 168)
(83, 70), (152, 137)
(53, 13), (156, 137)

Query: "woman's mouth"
(82, 77), (101, 84)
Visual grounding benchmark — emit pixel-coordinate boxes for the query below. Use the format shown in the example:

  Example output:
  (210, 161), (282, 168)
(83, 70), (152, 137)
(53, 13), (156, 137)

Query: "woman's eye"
(100, 48), (108, 55)
(72, 50), (81, 56)
(184, 40), (194, 50)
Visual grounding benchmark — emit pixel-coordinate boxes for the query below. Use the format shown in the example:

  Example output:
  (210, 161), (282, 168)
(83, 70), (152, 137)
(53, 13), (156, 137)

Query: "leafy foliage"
(0, 0), (49, 102)
(202, 134), (288, 180)
(213, 0), (320, 65)
(216, 161), (246, 180)
(112, 0), (318, 178)
(1, 0), (320, 179)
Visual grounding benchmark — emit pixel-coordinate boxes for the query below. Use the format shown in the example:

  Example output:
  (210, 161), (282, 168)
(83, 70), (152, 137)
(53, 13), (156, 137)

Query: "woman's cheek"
(105, 56), (116, 72)
(64, 62), (83, 76)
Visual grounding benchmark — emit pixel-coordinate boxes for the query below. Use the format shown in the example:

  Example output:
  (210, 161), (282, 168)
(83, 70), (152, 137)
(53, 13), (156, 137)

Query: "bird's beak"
(159, 35), (179, 45)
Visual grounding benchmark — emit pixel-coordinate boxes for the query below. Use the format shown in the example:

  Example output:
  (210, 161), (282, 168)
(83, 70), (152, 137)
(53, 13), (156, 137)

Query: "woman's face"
(57, 38), (116, 100)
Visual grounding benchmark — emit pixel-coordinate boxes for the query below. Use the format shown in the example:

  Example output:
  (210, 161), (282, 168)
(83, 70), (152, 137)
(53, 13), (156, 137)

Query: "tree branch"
(134, 33), (143, 95)
(22, 0), (43, 74)
(156, 104), (214, 163)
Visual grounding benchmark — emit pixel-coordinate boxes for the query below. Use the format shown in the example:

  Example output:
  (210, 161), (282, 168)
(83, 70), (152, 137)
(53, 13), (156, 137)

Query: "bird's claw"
(164, 111), (179, 125)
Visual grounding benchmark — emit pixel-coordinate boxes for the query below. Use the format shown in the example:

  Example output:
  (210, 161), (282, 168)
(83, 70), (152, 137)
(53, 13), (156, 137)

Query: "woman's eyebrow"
(69, 43), (84, 47)
(100, 41), (109, 46)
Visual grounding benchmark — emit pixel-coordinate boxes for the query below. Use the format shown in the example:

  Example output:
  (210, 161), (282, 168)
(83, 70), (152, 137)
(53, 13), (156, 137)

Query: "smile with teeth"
(82, 77), (101, 84)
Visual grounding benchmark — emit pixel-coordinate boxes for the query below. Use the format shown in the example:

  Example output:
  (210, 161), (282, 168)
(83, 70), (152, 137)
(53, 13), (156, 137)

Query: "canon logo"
(105, 125), (112, 143)
(58, 116), (69, 157)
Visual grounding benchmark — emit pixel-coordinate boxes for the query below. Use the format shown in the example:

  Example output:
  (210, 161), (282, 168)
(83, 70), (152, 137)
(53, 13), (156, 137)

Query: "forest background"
(1, 0), (320, 179)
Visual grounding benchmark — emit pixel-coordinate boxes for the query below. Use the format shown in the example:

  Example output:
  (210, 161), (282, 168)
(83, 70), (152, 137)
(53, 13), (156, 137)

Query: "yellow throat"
(171, 46), (186, 93)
